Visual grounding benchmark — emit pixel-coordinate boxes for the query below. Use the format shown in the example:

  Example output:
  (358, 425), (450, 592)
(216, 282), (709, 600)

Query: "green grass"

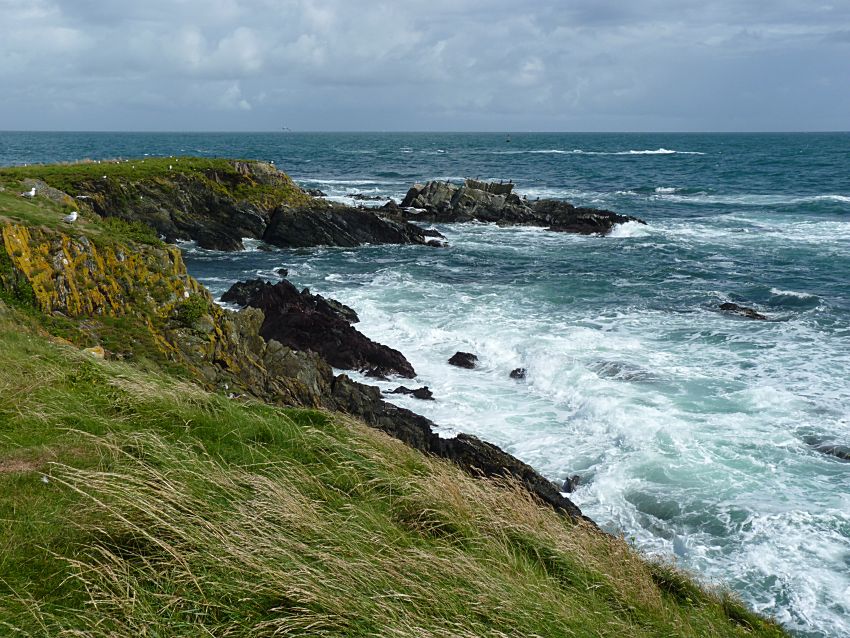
(0, 156), (310, 216)
(0, 305), (787, 637)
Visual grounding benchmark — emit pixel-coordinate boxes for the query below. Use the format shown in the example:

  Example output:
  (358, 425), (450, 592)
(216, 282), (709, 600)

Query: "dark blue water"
(2, 132), (849, 637)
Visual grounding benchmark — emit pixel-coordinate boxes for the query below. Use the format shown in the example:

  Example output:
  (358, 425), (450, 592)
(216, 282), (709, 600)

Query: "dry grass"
(0, 302), (787, 637)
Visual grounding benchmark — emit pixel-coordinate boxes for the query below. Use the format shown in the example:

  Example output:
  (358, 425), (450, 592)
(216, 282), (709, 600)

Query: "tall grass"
(0, 306), (786, 637)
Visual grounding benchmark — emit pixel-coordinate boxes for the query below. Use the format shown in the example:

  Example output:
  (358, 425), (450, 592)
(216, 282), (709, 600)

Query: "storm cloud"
(0, 0), (847, 131)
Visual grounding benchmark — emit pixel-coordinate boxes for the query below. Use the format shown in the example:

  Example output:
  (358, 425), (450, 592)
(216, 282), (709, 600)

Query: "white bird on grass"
(21, 187), (36, 198)
(63, 211), (79, 224)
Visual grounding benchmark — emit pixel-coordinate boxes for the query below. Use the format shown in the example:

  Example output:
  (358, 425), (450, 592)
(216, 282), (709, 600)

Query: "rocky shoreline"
(219, 277), (587, 521)
(1, 158), (653, 523)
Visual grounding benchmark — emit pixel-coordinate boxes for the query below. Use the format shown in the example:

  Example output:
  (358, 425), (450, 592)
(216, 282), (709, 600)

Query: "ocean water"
(2, 131), (849, 637)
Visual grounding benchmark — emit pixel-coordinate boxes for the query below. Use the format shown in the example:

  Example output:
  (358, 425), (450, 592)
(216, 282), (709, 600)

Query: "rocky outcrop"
(400, 179), (645, 235)
(389, 386), (434, 400)
(222, 279), (415, 378)
(510, 367), (527, 379)
(719, 302), (768, 320)
(263, 200), (430, 248)
(25, 158), (434, 252)
(1, 215), (587, 522)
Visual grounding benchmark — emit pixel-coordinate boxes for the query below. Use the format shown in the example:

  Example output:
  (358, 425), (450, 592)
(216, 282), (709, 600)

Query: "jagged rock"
(222, 279), (414, 378)
(448, 351), (478, 369)
(305, 188), (327, 197)
(389, 386), (435, 400)
(719, 302), (768, 320)
(510, 367), (527, 379)
(277, 267), (288, 277)
(262, 201), (432, 249)
(400, 179), (645, 235)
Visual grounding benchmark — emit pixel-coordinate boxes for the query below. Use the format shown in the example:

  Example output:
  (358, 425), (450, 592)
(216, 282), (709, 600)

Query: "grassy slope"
(0, 307), (786, 637)
(0, 164), (787, 637)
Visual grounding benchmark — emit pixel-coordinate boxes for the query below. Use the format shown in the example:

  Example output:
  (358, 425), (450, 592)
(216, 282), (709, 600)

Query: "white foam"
(654, 186), (678, 193)
(489, 148), (706, 156)
(813, 194), (850, 203)
(608, 221), (651, 238)
(770, 287), (816, 299)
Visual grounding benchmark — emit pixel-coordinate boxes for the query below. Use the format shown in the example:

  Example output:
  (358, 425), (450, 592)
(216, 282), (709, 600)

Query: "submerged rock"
(399, 179), (645, 235)
(510, 367), (527, 380)
(222, 279), (414, 378)
(719, 302), (768, 320)
(449, 351), (478, 369)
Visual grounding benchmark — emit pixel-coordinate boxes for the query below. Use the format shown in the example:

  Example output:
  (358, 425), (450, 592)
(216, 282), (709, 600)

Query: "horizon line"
(1, 129), (848, 135)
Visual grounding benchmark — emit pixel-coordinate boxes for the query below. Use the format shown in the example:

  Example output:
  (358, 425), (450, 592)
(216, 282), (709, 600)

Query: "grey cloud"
(0, 0), (847, 130)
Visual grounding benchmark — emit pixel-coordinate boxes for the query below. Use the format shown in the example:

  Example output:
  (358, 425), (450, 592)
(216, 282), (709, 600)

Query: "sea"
(2, 131), (848, 637)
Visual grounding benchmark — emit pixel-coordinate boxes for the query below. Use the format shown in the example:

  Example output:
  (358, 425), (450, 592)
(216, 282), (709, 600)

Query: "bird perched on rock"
(63, 211), (79, 223)
(21, 187), (36, 198)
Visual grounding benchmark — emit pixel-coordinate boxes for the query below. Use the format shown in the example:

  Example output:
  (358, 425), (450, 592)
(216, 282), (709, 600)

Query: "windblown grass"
(0, 306), (787, 637)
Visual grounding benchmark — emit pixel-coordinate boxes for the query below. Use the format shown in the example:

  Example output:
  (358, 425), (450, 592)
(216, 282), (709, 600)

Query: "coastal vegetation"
(0, 160), (787, 636)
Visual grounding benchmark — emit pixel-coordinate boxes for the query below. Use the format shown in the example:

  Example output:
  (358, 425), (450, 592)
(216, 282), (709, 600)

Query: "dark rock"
(399, 179), (645, 235)
(276, 267), (289, 277)
(510, 367), (527, 379)
(329, 375), (587, 521)
(426, 240), (446, 248)
(448, 351), (478, 369)
(534, 200), (641, 235)
(719, 302), (768, 320)
(801, 433), (850, 462)
(222, 279), (413, 378)
(813, 444), (850, 461)
(390, 385), (435, 400)
(262, 201), (433, 249)
(347, 192), (387, 201)
(305, 188), (327, 197)
(562, 474), (581, 493)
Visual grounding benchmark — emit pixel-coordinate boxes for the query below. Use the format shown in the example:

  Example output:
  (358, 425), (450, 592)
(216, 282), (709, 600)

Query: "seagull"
(63, 211), (79, 224)
(21, 187), (36, 198)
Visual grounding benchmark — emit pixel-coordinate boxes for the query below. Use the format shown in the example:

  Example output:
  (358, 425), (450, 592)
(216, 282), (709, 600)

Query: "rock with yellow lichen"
(0, 221), (329, 409)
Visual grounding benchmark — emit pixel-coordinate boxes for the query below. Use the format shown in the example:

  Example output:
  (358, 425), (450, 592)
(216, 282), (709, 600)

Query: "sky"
(0, 0), (848, 132)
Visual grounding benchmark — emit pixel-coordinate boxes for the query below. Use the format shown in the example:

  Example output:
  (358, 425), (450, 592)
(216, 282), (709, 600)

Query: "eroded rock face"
(400, 179), (645, 235)
(222, 279), (416, 378)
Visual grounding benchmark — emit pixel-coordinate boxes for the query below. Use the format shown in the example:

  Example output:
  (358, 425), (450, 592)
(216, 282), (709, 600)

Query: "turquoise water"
(3, 132), (849, 636)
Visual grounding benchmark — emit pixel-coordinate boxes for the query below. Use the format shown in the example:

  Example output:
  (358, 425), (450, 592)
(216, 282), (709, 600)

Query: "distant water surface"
(2, 131), (849, 637)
